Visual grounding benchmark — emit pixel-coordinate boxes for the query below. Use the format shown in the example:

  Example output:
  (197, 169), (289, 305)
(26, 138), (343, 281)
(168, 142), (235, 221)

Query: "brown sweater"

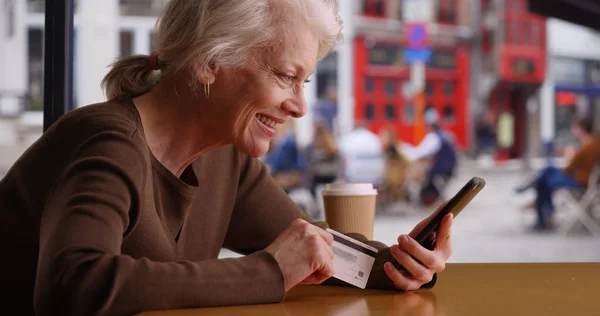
(564, 137), (600, 186)
(0, 96), (432, 315)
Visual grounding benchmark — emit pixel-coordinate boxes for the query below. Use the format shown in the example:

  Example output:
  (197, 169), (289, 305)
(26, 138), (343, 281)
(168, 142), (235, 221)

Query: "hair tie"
(149, 52), (160, 70)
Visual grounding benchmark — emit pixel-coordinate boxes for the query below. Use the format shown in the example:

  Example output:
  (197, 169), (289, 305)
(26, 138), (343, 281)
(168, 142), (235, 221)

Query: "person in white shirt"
(337, 124), (385, 185)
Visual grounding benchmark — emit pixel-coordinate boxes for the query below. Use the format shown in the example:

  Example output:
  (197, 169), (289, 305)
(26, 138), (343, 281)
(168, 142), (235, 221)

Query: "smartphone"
(393, 177), (486, 269)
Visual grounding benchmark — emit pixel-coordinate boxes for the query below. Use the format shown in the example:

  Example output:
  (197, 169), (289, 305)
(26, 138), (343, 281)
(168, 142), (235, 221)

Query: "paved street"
(2, 141), (600, 263)
(372, 165), (600, 263)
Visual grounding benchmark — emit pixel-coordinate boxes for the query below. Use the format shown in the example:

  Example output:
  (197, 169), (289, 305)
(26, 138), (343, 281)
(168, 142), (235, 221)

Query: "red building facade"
(481, 0), (546, 158)
(354, 0), (471, 150)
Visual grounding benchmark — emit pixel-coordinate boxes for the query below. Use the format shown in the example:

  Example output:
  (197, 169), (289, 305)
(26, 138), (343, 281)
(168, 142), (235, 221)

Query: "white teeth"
(257, 114), (279, 128)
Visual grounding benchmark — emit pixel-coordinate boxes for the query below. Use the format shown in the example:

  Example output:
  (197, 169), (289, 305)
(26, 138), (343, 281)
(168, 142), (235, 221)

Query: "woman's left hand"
(383, 207), (454, 291)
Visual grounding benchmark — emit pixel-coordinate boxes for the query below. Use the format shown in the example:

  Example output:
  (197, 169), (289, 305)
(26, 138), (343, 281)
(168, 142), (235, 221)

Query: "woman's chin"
(238, 140), (270, 158)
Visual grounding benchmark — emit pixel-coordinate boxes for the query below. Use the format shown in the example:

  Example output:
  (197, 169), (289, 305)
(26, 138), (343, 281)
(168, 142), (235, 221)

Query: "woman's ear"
(195, 63), (217, 85)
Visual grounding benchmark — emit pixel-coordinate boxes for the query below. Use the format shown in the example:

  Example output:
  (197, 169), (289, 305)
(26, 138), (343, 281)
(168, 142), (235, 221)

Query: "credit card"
(326, 228), (378, 289)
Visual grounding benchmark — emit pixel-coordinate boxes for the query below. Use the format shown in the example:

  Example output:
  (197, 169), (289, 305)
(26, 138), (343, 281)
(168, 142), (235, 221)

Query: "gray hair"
(101, 0), (343, 100)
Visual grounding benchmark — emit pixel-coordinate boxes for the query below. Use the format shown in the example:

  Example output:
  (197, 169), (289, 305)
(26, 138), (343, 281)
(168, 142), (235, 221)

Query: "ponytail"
(101, 54), (162, 100)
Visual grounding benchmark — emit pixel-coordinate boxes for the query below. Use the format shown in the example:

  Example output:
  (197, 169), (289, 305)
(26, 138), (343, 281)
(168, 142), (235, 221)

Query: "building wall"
(540, 18), (600, 147)
(76, 0), (119, 108)
(548, 19), (600, 60)
(0, 0), (27, 116)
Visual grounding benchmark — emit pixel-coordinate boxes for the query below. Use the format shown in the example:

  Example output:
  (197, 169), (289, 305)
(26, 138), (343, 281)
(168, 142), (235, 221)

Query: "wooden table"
(140, 263), (600, 315)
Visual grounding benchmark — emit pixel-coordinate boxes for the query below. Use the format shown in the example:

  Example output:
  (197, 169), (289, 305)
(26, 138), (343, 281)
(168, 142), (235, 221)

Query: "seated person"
(516, 117), (600, 230)
(263, 122), (305, 192)
(305, 121), (342, 198)
(0, 1), (454, 315)
(379, 128), (411, 202)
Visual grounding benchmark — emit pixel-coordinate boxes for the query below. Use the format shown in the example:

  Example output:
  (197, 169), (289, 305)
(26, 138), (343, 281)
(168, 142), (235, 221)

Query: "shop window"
(443, 105), (455, 121)
(385, 104), (396, 120)
(120, 31), (134, 57)
(362, 0), (385, 18)
(425, 82), (434, 96)
(365, 77), (374, 94)
(365, 103), (376, 121)
(385, 80), (396, 96)
(443, 81), (455, 95)
(438, 0), (457, 24)
(27, 28), (44, 111)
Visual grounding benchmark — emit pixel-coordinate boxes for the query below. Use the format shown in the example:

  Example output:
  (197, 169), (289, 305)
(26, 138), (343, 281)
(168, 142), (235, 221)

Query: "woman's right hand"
(265, 218), (335, 291)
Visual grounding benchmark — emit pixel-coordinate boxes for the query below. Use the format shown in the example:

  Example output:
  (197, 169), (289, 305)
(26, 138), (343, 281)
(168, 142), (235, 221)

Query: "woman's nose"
(281, 95), (308, 119)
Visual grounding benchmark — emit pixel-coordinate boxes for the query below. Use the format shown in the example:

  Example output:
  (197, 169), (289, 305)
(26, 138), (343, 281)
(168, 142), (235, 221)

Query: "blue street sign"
(406, 23), (429, 49)
(403, 48), (432, 64)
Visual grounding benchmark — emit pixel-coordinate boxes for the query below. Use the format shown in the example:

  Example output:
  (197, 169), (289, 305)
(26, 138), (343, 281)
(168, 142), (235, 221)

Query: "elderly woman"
(0, 0), (453, 315)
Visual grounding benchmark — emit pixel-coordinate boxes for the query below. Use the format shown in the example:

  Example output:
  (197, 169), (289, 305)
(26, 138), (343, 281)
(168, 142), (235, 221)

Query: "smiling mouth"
(256, 114), (280, 129)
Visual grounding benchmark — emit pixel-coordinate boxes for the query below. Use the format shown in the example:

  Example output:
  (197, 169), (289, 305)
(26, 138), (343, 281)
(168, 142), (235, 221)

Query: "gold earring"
(204, 83), (210, 98)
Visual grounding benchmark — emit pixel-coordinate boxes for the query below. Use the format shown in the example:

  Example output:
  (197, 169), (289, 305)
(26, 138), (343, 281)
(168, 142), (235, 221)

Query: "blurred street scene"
(2, 0), (600, 263)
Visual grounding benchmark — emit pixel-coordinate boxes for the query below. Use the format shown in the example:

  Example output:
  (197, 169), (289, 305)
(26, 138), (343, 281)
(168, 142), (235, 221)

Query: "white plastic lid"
(322, 183), (377, 196)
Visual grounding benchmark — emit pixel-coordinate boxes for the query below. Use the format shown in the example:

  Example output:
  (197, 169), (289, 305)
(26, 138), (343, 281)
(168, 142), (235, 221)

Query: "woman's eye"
(280, 74), (295, 83)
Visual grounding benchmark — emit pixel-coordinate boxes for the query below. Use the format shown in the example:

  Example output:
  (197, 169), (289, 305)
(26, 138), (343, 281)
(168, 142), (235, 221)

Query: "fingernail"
(401, 235), (410, 244)
(384, 262), (393, 272)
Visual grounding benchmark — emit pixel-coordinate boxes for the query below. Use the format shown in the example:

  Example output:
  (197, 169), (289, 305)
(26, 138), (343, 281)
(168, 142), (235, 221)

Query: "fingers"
(318, 238), (335, 277)
(302, 244), (335, 285)
(390, 245), (433, 283)
(409, 201), (448, 237)
(317, 227), (334, 246)
(397, 235), (445, 273)
(383, 262), (423, 291)
(436, 213), (453, 259)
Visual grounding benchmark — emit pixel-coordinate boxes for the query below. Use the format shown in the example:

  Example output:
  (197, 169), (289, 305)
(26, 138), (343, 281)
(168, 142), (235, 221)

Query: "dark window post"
(43, 0), (75, 132)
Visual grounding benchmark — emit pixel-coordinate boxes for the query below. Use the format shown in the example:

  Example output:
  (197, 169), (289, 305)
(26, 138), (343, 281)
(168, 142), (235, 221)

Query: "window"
(404, 105), (415, 123)
(365, 103), (376, 120)
(443, 81), (455, 95)
(443, 105), (455, 121)
(120, 31), (134, 57)
(385, 104), (396, 120)
(27, 28), (45, 111)
(385, 80), (396, 96)
(438, 0), (457, 24)
(425, 82), (434, 96)
(120, 0), (165, 16)
(362, 0), (385, 18)
(365, 77), (375, 94)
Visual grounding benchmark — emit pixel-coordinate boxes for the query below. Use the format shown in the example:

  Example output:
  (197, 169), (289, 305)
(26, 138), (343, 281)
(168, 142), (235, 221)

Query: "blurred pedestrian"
(403, 110), (458, 206)
(305, 121), (341, 198)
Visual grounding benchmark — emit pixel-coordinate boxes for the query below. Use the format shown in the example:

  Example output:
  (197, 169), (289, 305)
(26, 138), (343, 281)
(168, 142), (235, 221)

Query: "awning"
(528, 0), (600, 31)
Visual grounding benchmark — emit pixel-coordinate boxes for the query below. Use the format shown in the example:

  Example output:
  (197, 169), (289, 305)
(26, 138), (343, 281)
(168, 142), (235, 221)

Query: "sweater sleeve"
(223, 153), (312, 254)
(34, 130), (285, 316)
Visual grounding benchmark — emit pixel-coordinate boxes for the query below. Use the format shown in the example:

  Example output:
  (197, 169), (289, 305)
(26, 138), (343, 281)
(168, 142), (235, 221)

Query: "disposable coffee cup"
(322, 183), (377, 240)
